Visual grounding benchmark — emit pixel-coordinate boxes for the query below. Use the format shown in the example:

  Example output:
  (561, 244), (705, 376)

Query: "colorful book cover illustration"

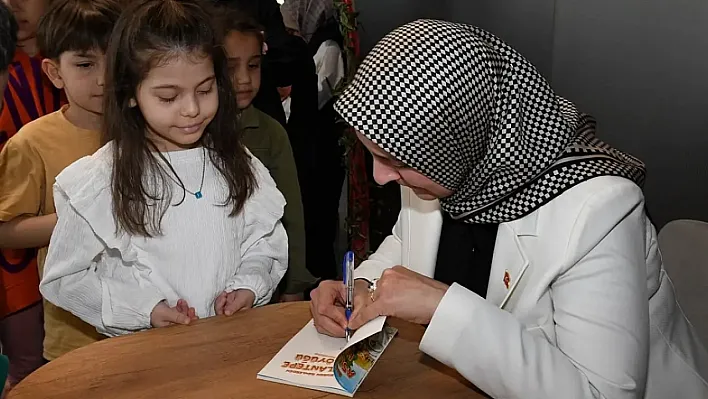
(257, 316), (397, 397)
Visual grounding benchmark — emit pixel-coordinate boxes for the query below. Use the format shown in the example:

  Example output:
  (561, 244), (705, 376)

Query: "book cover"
(257, 316), (397, 397)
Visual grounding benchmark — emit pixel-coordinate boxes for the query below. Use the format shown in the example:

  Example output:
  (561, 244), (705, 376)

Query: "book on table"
(257, 316), (397, 397)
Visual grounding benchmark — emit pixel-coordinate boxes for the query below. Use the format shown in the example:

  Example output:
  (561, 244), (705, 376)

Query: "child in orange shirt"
(0, 4), (19, 398)
(0, 0), (124, 368)
(0, 0), (62, 388)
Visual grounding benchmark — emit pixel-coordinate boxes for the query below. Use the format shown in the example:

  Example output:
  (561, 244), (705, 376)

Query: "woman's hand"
(150, 299), (198, 327)
(214, 289), (255, 316)
(309, 279), (371, 337)
(348, 266), (449, 330)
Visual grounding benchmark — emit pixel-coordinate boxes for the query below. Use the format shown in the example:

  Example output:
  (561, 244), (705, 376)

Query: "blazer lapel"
(402, 188), (538, 309)
(485, 215), (537, 310)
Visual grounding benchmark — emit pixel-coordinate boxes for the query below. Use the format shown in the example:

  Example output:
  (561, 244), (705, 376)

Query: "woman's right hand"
(310, 279), (371, 337)
(150, 299), (197, 327)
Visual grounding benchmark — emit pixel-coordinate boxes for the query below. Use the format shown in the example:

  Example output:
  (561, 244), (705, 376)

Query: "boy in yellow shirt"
(0, 0), (122, 361)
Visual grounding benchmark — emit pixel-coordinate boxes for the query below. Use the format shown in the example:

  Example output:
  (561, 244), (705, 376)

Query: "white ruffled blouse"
(40, 143), (288, 336)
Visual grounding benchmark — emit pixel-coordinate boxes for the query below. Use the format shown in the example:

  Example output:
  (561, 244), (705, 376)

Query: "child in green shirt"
(219, 11), (316, 301)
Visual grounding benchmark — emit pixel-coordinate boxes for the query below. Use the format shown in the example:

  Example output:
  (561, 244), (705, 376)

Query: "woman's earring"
(129, 98), (137, 108)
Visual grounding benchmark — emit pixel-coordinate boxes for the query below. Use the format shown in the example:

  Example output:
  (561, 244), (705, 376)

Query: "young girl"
(39, 0), (288, 336)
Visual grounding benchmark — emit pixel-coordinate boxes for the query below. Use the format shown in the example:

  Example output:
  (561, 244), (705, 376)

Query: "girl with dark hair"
(39, 0), (288, 335)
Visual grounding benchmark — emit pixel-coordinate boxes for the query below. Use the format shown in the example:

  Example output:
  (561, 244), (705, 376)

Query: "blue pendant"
(195, 191), (203, 199)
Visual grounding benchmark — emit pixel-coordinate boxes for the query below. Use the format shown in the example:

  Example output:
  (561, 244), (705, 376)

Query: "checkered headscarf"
(334, 19), (646, 224)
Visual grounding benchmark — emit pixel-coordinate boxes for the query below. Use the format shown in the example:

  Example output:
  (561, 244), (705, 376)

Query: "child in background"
(0, 0), (16, 100)
(0, 0), (63, 145)
(0, 0), (64, 387)
(0, 0), (122, 363)
(5, 0), (47, 58)
(40, 0), (288, 335)
(217, 7), (316, 302)
(0, 3), (19, 395)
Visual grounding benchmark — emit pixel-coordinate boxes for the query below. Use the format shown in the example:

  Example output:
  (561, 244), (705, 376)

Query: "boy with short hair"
(0, 0), (122, 363)
(219, 10), (317, 301)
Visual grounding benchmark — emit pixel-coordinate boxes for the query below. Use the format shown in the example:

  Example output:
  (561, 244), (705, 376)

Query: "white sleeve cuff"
(226, 261), (274, 306)
(420, 283), (485, 367)
(100, 283), (165, 331)
(353, 259), (390, 282)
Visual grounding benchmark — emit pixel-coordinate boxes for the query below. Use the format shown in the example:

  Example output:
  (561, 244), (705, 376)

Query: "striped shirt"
(0, 50), (65, 317)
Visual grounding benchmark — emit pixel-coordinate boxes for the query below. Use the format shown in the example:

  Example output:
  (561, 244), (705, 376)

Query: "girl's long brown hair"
(104, 0), (255, 236)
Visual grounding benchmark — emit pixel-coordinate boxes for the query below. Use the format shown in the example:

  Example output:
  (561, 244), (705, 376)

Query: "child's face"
(6, 0), (49, 42)
(135, 53), (218, 152)
(223, 31), (262, 110)
(43, 49), (106, 115)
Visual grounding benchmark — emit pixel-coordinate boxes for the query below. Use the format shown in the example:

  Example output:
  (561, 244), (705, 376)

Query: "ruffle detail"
(54, 143), (176, 328)
(243, 148), (287, 230)
(54, 143), (141, 265)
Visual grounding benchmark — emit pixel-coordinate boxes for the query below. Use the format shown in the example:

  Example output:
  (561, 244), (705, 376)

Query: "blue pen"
(343, 251), (355, 341)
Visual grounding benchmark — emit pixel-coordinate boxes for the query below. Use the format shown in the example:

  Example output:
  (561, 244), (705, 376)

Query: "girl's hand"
(214, 289), (255, 316)
(175, 299), (198, 321)
(348, 266), (449, 330)
(150, 299), (197, 328)
(309, 279), (370, 337)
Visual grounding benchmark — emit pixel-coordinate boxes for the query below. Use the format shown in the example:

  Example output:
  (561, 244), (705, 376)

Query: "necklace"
(163, 147), (206, 200)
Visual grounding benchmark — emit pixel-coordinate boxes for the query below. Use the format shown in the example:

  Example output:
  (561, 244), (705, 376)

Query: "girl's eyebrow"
(151, 76), (215, 90)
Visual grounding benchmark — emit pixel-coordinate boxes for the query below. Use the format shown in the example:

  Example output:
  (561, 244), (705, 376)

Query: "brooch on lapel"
(503, 270), (511, 290)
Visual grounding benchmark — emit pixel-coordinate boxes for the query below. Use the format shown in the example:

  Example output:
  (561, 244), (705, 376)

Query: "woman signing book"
(310, 19), (708, 399)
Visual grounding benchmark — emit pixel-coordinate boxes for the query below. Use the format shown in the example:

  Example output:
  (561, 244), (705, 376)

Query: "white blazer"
(355, 176), (708, 399)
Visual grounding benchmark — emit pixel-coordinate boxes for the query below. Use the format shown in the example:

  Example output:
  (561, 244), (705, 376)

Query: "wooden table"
(9, 302), (488, 398)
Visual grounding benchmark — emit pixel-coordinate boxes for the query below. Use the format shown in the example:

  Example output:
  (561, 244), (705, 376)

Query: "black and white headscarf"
(334, 19), (646, 224)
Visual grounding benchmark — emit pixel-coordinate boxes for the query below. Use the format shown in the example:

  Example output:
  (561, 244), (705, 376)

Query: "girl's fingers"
(176, 299), (188, 315)
(214, 293), (227, 315)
